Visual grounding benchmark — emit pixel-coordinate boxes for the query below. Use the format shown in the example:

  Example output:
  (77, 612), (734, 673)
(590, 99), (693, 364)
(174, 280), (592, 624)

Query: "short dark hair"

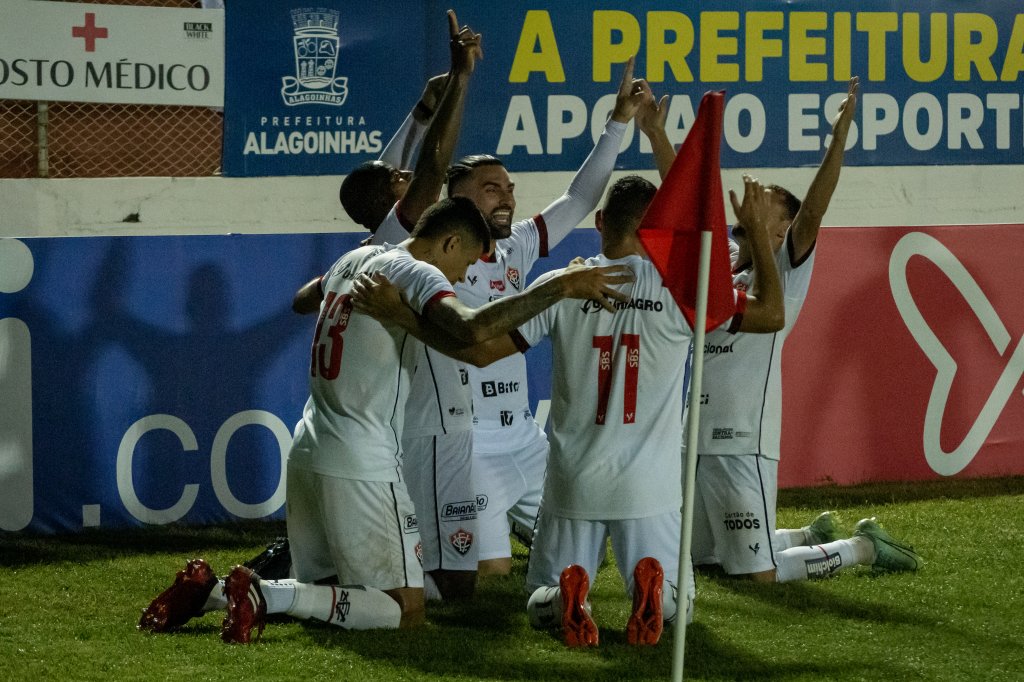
(767, 184), (801, 222)
(601, 175), (657, 237)
(446, 154), (504, 197)
(339, 160), (393, 228)
(410, 196), (490, 251)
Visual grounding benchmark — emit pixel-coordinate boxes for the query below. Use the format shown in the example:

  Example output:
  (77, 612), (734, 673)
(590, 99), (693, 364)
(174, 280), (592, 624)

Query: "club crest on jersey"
(449, 529), (474, 555)
(282, 9), (348, 106)
(414, 541), (423, 564)
(489, 279), (505, 292)
(506, 267), (521, 290)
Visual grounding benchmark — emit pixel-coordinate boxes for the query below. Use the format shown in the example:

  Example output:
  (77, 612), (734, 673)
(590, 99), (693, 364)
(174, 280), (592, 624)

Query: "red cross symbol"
(72, 13), (109, 53)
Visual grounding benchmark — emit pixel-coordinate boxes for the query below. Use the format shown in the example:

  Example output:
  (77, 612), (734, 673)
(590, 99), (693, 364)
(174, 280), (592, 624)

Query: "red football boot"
(626, 557), (664, 646)
(559, 564), (598, 647)
(138, 558), (217, 633)
(221, 565), (267, 644)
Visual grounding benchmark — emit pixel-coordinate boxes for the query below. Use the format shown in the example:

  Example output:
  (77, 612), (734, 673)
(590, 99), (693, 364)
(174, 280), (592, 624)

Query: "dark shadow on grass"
(0, 520), (286, 567)
(292, 613), (917, 681)
(704, 569), (928, 627)
(779, 475), (1024, 509)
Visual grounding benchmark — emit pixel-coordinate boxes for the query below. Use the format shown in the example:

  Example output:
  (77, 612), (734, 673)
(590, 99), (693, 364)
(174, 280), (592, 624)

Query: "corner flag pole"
(671, 229), (713, 682)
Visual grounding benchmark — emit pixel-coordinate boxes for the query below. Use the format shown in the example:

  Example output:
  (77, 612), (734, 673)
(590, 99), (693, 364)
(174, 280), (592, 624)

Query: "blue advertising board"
(224, 1), (1024, 176)
(0, 233), (355, 533)
(0, 231), (598, 534)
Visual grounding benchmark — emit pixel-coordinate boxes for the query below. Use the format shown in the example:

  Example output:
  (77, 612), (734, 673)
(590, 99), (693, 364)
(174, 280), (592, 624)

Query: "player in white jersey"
(214, 198), (635, 642)
(516, 174), (785, 647)
(138, 12), (488, 635)
(644, 78), (921, 582)
(292, 11), (484, 603)
(444, 56), (650, 576)
(351, 173), (784, 645)
(362, 11), (483, 602)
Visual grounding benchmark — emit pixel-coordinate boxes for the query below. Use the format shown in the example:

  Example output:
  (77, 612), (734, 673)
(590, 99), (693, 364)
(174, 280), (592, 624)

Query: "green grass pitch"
(2, 476), (1022, 681)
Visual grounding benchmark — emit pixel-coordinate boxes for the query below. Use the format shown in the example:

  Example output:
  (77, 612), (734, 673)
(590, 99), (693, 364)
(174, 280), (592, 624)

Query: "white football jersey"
(456, 120), (626, 452)
(454, 215), (547, 450)
(375, 207), (473, 437)
(288, 244), (454, 481)
(373, 204), (413, 246)
(403, 345), (473, 438)
(697, 233), (816, 460)
(517, 254), (737, 520)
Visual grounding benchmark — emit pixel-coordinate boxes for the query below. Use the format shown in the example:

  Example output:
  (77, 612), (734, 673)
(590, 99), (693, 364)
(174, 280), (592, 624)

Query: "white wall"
(1, 164), (1022, 238)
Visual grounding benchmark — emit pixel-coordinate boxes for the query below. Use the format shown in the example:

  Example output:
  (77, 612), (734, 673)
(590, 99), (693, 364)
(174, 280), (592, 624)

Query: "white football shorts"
(691, 453), (779, 575)
(286, 462), (423, 590)
(525, 508), (694, 608)
(403, 430), (478, 572)
(472, 435), (547, 561)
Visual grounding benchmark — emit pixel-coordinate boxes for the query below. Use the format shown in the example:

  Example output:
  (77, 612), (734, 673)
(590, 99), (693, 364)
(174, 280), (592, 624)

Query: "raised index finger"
(447, 9), (459, 38)
(618, 55), (636, 95)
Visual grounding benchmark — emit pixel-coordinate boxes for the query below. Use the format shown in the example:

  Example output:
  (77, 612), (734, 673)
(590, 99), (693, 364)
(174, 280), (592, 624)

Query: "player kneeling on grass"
(143, 197), (634, 641)
(520, 174), (787, 648)
(351, 173), (786, 647)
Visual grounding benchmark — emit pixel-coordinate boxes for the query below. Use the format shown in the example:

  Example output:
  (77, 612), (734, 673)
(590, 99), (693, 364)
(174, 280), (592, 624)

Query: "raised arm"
(378, 75), (445, 170)
(395, 10), (482, 225)
(730, 176), (785, 333)
(539, 56), (648, 249)
(790, 76), (859, 262)
(635, 84), (674, 180)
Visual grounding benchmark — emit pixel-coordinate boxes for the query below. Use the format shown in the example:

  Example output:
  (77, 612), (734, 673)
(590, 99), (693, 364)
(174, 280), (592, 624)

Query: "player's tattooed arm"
(429, 264), (634, 345)
(350, 273), (517, 367)
(352, 264), (633, 346)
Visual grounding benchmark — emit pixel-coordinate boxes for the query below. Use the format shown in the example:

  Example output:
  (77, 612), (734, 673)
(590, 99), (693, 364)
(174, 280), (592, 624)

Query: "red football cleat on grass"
(559, 564), (598, 647)
(626, 556), (664, 646)
(221, 565), (267, 644)
(138, 558), (217, 633)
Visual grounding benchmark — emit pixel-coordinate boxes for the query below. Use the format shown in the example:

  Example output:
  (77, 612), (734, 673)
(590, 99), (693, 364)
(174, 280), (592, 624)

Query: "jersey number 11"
(592, 334), (640, 425)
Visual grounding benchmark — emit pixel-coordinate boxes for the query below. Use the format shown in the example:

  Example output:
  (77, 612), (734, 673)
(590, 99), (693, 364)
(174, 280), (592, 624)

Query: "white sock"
(423, 573), (443, 602)
(774, 527), (806, 551)
(259, 579), (298, 614)
(287, 583), (402, 629)
(526, 585), (562, 629)
(774, 538), (870, 583)
(203, 579), (227, 612)
(850, 536), (876, 564)
(661, 580), (680, 625)
(673, 559), (697, 625)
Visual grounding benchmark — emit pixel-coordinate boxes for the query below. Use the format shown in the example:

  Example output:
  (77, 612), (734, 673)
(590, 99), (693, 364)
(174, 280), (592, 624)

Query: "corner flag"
(635, 91), (735, 682)
(636, 91), (735, 332)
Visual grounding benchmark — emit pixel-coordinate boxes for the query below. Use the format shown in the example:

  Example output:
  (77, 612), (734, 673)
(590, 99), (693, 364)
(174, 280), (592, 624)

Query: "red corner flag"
(636, 91), (735, 332)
